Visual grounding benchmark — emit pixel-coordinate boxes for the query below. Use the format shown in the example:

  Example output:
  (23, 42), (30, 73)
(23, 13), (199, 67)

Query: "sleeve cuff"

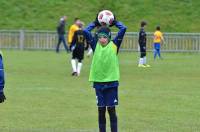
(0, 85), (4, 92)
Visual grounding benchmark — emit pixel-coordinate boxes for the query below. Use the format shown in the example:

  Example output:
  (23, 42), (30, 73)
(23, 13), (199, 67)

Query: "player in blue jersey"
(84, 14), (126, 132)
(0, 52), (6, 103)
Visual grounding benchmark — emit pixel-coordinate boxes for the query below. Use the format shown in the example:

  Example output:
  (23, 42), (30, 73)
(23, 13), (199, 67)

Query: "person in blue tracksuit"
(0, 52), (6, 103)
(56, 16), (70, 53)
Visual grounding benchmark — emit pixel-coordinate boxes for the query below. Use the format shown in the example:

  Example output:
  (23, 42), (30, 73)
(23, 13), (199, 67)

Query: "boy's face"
(75, 19), (81, 26)
(98, 35), (109, 46)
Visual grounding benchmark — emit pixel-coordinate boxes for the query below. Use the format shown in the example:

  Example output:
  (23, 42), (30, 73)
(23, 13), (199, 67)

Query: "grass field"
(0, 50), (200, 132)
(0, 0), (200, 32)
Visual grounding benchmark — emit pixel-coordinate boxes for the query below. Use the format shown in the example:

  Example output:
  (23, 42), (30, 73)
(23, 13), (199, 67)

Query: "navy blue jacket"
(0, 54), (5, 93)
(57, 19), (66, 35)
(138, 27), (146, 46)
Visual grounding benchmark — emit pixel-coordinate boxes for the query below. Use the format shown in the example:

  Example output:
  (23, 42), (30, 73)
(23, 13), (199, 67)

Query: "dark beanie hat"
(97, 26), (111, 39)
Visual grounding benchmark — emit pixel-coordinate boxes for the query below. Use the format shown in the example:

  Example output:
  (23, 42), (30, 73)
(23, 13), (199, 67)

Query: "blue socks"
(98, 107), (118, 132)
(108, 107), (117, 132)
(98, 107), (106, 132)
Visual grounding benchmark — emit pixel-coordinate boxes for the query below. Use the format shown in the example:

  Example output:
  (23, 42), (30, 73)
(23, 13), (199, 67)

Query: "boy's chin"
(99, 40), (110, 46)
(100, 42), (108, 46)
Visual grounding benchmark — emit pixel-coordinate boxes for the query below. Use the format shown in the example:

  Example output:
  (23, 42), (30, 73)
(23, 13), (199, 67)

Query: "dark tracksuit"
(0, 54), (5, 103)
(138, 27), (147, 57)
(56, 19), (69, 52)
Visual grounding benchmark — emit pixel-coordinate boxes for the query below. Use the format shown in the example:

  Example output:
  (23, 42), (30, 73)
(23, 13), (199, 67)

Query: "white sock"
(139, 58), (143, 65)
(87, 48), (93, 56)
(71, 59), (77, 72)
(143, 57), (146, 64)
(77, 63), (82, 75)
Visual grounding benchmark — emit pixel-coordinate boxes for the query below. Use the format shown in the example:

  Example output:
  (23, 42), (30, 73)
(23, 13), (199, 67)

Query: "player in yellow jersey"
(153, 26), (164, 59)
(68, 18), (81, 47)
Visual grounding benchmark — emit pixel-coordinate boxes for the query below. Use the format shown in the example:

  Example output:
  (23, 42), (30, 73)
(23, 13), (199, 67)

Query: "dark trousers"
(139, 44), (146, 58)
(56, 34), (69, 52)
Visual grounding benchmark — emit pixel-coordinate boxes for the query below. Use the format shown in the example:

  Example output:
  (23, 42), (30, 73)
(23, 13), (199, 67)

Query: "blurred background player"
(153, 25), (164, 60)
(0, 51), (6, 103)
(138, 21), (150, 67)
(84, 14), (126, 132)
(56, 16), (69, 53)
(70, 21), (87, 76)
(68, 18), (81, 48)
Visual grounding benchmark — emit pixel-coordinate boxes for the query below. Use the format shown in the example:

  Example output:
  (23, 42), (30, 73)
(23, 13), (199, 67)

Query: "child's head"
(97, 26), (111, 46)
(141, 21), (147, 28)
(156, 25), (160, 30)
(78, 21), (85, 29)
(74, 18), (81, 25)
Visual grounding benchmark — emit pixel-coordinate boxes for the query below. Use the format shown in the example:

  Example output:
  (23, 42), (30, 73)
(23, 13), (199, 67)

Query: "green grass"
(0, 50), (200, 132)
(0, 0), (200, 32)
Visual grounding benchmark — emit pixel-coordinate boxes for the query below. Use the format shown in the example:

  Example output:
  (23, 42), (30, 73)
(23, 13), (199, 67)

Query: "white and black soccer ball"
(97, 10), (114, 26)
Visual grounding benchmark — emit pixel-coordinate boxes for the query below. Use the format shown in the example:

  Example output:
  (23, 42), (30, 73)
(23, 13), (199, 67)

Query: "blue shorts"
(154, 43), (161, 49)
(95, 87), (118, 107)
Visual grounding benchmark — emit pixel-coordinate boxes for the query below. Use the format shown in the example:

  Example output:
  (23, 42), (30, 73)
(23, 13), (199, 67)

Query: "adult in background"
(56, 16), (69, 53)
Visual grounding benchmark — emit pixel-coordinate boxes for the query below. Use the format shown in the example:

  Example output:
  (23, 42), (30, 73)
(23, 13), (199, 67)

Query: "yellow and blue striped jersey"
(154, 30), (163, 43)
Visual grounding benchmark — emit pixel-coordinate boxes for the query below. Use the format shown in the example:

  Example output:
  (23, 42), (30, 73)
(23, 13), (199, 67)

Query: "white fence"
(0, 30), (200, 52)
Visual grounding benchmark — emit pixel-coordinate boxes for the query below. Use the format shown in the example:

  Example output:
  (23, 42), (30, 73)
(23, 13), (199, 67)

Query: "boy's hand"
(69, 45), (74, 51)
(0, 92), (6, 103)
(70, 45), (75, 51)
(109, 15), (117, 27)
(94, 13), (101, 27)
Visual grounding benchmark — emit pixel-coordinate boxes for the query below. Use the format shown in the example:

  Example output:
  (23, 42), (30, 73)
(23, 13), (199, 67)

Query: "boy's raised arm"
(113, 21), (127, 50)
(84, 22), (97, 51)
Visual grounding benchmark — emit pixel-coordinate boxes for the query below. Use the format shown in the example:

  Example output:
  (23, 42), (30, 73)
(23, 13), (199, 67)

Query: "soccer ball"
(97, 10), (114, 26)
